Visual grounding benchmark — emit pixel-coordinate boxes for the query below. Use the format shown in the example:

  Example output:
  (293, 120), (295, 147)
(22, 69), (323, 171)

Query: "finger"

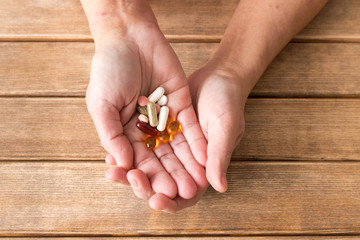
(154, 143), (197, 199)
(166, 86), (207, 167)
(156, 84), (208, 190)
(131, 141), (177, 199)
(149, 188), (207, 213)
(105, 166), (129, 185)
(169, 132), (208, 190)
(127, 169), (155, 200)
(206, 115), (241, 193)
(125, 117), (178, 199)
(87, 99), (133, 170)
(177, 104), (208, 167)
(105, 154), (117, 165)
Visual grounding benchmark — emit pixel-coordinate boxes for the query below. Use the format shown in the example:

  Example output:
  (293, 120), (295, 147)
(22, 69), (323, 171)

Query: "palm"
(189, 69), (246, 193)
(87, 28), (207, 201)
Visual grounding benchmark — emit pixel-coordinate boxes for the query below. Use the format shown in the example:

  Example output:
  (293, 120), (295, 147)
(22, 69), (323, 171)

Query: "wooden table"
(1, 0), (360, 238)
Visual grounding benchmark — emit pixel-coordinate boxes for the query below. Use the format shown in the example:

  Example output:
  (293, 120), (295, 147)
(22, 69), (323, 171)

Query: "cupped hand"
(188, 64), (248, 193)
(106, 60), (249, 212)
(106, 156), (208, 213)
(86, 21), (208, 202)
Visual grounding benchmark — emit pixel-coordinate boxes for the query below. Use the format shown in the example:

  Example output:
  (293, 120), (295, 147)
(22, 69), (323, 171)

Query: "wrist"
(206, 51), (261, 102)
(82, 0), (158, 47)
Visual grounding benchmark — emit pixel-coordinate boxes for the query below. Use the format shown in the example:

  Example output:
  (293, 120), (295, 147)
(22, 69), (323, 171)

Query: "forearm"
(80, 0), (157, 47)
(211, 0), (328, 97)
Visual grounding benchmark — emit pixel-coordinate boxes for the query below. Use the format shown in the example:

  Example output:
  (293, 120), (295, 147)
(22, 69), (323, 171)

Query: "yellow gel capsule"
(145, 136), (157, 150)
(158, 131), (170, 143)
(167, 120), (180, 135)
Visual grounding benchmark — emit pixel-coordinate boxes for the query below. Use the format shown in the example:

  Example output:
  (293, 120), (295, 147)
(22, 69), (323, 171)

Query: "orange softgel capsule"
(158, 130), (170, 143)
(167, 120), (180, 135)
(145, 136), (157, 150)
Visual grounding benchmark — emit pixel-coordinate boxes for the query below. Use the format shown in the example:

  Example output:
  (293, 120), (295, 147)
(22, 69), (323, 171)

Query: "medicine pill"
(148, 87), (165, 103)
(158, 130), (170, 143)
(155, 103), (161, 113)
(136, 121), (158, 136)
(137, 96), (148, 107)
(138, 114), (149, 123)
(147, 101), (158, 127)
(137, 105), (148, 116)
(157, 106), (169, 131)
(157, 95), (168, 106)
(145, 136), (157, 150)
(168, 120), (180, 135)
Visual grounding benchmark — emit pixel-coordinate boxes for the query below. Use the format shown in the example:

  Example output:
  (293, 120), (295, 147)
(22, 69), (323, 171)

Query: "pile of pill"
(136, 87), (180, 150)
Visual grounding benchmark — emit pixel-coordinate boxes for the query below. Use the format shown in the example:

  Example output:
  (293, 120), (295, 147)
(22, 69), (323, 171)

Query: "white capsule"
(148, 87), (165, 103)
(157, 95), (168, 106)
(157, 106), (169, 132)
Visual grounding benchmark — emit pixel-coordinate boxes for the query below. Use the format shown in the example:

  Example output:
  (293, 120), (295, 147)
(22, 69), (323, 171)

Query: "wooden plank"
(253, 43), (360, 97)
(0, 0), (359, 41)
(0, 0), (91, 41)
(236, 98), (360, 160)
(1, 238), (359, 240)
(155, 0), (360, 42)
(0, 42), (92, 96)
(1, 42), (360, 97)
(295, 0), (360, 42)
(0, 98), (360, 161)
(0, 98), (104, 160)
(0, 161), (359, 235)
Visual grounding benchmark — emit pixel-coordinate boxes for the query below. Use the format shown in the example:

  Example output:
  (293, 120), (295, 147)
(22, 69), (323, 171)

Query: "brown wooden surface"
(1, 0), (360, 238)
(1, 238), (360, 240)
(0, 0), (359, 42)
(1, 42), (359, 97)
(1, 161), (360, 235)
(1, 98), (359, 161)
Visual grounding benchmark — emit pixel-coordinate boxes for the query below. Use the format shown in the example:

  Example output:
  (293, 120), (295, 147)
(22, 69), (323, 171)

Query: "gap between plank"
(0, 35), (360, 43)
(1, 159), (360, 163)
(1, 95), (360, 99)
(1, 232), (360, 238)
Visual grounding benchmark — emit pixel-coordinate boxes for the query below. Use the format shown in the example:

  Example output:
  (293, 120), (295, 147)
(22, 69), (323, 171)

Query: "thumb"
(206, 116), (242, 193)
(87, 98), (133, 170)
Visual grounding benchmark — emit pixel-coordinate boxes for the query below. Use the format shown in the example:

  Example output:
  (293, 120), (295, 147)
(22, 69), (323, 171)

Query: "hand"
(85, 5), (207, 204)
(189, 63), (248, 193)
(113, 61), (248, 213)
(108, 59), (248, 212)
(105, 156), (208, 213)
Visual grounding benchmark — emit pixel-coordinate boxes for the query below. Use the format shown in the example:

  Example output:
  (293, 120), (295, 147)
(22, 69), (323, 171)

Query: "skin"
(81, 0), (328, 213)
(81, 0), (208, 201)
(192, 0), (329, 194)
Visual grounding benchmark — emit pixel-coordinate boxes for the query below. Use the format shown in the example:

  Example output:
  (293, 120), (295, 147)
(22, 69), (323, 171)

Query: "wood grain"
(0, 0), (359, 41)
(0, 98), (360, 161)
(0, 161), (359, 235)
(0, 98), (103, 160)
(0, 42), (93, 96)
(1, 238), (359, 240)
(1, 42), (359, 97)
(1, 0), (359, 238)
(236, 98), (360, 160)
